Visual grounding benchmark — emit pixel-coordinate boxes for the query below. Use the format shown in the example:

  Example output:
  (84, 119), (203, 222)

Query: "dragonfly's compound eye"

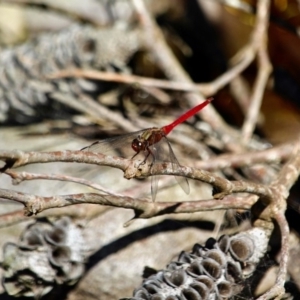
(132, 139), (143, 152)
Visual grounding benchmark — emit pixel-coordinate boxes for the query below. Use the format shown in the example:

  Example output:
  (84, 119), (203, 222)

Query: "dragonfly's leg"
(140, 149), (151, 165)
(81, 140), (99, 151)
(148, 147), (156, 167)
(142, 147), (156, 176)
(131, 151), (140, 159)
(131, 149), (150, 168)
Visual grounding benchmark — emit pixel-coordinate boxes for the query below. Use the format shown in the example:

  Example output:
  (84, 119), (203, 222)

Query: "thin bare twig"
(241, 0), (272, 142)
(48, 50), (255, 96)
(5, 170), (123, 196)
(52, 93), (137, 132)
(0, 205), (111, 228)
(194, 141), (294, 171)
(0, 187), (256, 217)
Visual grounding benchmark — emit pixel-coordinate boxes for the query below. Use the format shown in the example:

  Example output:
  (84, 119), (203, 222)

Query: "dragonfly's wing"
(163, 137), (190, 195)
(80, 130), (145, 157)
(150, 144), (159, 202)
(149, 136), (190, 201)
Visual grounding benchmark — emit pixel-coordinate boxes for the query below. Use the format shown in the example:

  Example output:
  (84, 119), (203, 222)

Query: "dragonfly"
(81, 97), (213, 201)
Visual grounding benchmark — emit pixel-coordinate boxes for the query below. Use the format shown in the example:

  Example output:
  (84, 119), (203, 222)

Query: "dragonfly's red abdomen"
(162, 97), (213, 135)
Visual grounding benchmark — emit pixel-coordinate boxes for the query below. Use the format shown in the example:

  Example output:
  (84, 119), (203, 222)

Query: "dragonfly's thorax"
(131, 127), (165, 153)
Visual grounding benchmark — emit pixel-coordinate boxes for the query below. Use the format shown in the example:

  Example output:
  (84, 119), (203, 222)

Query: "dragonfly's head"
(132, 138), (144, 153)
